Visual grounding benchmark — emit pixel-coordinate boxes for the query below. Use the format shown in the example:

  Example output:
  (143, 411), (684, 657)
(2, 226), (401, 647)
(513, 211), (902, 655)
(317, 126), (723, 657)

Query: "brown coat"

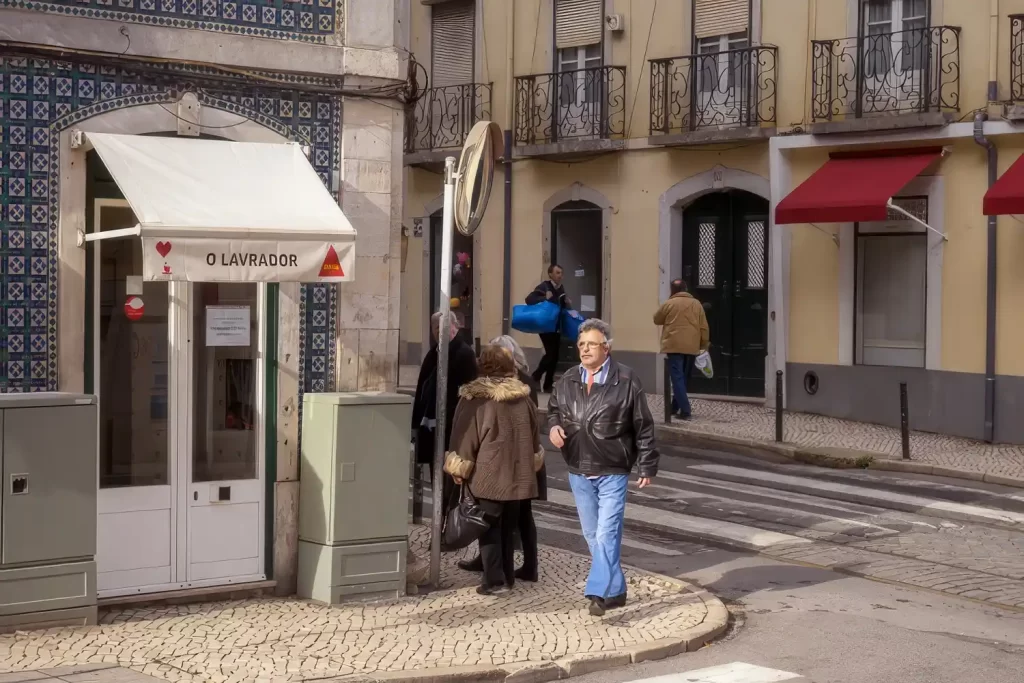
(444, 377), (543, 502)
(654, 292), (710, 355)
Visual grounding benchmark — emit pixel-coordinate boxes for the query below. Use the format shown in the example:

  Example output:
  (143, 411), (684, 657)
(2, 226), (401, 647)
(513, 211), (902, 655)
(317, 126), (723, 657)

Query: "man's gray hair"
(490, 334), (530, 374)
(579, 318), (613, 346)
(431, 311), (461, 329)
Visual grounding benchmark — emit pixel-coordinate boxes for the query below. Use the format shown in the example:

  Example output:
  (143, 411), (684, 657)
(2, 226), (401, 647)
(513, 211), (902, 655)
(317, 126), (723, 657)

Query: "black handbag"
(440, 484), (490, 552)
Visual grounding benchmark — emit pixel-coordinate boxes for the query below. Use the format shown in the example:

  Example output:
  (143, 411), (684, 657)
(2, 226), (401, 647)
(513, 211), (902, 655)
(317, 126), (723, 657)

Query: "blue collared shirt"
(580, 358), (611, 386)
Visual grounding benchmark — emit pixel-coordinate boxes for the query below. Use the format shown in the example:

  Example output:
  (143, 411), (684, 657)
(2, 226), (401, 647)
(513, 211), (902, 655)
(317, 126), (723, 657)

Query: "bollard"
(900, 382), (911, 460)
(663, 357), (672, 423)
(775, 370), (784, 443)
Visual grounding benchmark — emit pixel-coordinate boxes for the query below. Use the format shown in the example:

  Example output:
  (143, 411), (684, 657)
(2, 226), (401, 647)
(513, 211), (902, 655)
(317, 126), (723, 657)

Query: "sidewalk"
(0, 526), (726, 683)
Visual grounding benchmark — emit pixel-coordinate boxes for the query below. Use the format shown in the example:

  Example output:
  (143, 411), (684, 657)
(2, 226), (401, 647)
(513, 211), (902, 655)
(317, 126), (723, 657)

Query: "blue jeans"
(668, 353), (696, 417)
(568, 473), (628, 599)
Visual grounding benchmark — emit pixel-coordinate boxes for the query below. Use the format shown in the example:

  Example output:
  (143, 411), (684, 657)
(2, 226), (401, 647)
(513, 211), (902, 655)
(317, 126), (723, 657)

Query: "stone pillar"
(337, 0), (407, 392)
(273, 282), (302, 595)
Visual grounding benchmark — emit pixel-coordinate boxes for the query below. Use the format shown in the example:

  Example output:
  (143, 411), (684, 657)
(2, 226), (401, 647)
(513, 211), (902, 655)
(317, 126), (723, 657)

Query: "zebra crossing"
(625, 662), (805, 682)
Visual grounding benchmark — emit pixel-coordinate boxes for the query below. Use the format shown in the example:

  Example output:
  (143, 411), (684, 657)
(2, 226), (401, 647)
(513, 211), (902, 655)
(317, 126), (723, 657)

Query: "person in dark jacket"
(458, 334), (546, 581)
(526, 264), (571, 393)
(411, 312), (479, 478)
(547, 318), (658, 617)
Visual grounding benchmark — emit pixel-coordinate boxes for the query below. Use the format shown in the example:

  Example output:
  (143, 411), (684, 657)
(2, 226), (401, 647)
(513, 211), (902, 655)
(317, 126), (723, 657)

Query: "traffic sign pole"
(430, 156), (458, 588)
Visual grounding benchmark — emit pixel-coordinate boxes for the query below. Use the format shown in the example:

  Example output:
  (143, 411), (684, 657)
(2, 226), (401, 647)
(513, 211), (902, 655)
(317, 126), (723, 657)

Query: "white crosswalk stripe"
(533, 511), (685, 556)
(626, 661), (804, 683)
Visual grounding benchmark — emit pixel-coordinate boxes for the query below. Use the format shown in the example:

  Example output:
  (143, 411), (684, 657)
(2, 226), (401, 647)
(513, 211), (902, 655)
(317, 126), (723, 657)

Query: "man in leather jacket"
(546, 318), (658, 616)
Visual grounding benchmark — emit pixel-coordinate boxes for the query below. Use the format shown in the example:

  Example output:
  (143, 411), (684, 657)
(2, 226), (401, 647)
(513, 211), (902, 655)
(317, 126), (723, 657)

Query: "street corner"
(0, 527), (727, 683)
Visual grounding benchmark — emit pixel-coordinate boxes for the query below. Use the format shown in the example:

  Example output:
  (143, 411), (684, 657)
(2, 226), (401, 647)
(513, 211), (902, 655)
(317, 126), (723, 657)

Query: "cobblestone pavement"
(644, 393), (1024, 480)
(0, 528), (713, 683)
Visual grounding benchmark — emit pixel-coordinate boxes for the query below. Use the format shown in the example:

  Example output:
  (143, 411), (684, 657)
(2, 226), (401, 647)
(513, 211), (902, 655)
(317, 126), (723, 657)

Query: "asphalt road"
(534, 441), (1024, 683)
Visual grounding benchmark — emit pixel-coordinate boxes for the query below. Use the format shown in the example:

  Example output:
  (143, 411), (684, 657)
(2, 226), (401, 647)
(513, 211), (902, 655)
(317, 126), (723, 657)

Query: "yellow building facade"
(402, 0), (1024, 444)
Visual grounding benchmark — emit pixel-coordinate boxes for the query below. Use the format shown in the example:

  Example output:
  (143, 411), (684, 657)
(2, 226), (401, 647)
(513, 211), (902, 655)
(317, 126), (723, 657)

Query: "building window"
(697, 32), (749, 94)
(554, 0), (604, 53)
(558, 44), (603, 105)
(855, 197), (928, 368)
(431, 0), (475, 87)
(863, 0), (928, 80)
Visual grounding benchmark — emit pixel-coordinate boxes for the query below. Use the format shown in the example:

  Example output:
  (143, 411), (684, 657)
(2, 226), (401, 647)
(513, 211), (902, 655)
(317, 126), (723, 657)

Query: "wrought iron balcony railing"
(649, 45), (778, 136)
(1012, 15), (1024, 100)
(405, 83), (492, 154)
(514, 65), (626, 146)
(811, 25), (960, 121)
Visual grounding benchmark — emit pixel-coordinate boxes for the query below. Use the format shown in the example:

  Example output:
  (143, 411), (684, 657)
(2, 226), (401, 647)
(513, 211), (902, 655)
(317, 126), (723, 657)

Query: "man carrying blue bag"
(525, 264), (571, 393)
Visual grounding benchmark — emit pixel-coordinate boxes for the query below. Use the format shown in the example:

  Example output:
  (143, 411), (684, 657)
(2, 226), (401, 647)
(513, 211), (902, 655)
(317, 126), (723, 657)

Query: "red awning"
(775, 148), (943, 225)
(984, 154), (1024, 215)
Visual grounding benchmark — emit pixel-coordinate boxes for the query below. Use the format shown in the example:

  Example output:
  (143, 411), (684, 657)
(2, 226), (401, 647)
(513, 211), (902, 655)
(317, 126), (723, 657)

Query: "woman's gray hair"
(579, 318), (613, 346)
(490, 334), (530, 374)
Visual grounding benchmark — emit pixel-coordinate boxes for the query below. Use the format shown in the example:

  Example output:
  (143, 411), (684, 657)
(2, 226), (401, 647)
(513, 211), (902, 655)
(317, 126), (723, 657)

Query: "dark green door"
(681, 191), (769, 397)
(551, 201), (603, 372)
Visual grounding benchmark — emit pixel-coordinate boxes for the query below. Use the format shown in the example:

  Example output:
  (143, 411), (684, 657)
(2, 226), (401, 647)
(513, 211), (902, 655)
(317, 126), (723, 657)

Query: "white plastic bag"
(694, 350), (714, 379)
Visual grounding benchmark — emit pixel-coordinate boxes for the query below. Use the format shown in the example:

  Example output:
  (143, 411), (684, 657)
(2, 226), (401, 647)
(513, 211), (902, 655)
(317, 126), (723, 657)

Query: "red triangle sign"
(318, 245), (344, 278)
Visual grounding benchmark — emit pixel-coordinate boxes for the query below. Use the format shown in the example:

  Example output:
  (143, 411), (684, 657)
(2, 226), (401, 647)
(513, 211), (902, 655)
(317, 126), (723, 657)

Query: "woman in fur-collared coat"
(444, 345), (544, 595)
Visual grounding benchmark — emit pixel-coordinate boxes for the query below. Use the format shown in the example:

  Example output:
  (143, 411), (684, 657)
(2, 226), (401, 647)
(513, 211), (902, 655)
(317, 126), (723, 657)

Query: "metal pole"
(775, 370), (784, 443)
(430, 156), (458, 588)
(900, 382), (911, 460)
(663, 357), (672, 424)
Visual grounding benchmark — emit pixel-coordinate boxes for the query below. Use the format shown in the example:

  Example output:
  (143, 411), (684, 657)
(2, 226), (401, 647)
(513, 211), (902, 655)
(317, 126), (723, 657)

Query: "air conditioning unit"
(605, 13), (624, 32)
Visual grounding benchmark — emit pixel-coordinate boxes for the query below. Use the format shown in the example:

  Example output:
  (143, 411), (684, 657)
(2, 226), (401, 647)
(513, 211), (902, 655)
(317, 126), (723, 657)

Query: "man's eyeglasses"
(577, 341), (606, 351)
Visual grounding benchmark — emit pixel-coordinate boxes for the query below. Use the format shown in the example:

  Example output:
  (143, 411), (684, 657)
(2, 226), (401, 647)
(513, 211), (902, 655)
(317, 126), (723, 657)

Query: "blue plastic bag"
(511, 301), (560, 334)
(561, 309), (585, 342)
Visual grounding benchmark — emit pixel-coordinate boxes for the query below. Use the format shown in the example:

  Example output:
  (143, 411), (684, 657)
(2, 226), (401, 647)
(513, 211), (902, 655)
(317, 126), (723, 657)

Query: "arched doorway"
(682, 190), (769, 397)
(428, 210), (475, 346)
(550, 199), (603, 370)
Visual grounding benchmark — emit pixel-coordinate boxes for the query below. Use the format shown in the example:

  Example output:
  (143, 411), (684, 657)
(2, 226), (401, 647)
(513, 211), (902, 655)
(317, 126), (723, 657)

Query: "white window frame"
(557, 43), (603, 107)
(838, 175), (944, 370)
(861, 0), (929, 110)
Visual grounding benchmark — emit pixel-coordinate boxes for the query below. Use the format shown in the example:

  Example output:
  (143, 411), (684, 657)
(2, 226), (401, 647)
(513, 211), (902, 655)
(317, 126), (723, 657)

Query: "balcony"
(1008, 16), (1024, 119)
(811, 25), (960, 134)
(404, 83), (492, 167)
(648, 45), (778, 146)
(513, 66), (626, 157)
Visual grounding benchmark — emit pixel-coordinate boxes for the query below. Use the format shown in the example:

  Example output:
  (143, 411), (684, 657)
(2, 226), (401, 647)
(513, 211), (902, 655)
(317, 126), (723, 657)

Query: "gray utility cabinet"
(0, 393), (98, 631)
(298, 392), (412, 604)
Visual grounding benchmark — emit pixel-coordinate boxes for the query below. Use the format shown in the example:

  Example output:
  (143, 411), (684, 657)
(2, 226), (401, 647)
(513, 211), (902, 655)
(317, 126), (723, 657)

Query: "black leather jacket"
(546, 359), (659, 478)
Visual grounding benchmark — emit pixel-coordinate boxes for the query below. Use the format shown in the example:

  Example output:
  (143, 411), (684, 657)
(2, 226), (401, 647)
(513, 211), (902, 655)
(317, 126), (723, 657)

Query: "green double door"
(681, 191), (769, 398)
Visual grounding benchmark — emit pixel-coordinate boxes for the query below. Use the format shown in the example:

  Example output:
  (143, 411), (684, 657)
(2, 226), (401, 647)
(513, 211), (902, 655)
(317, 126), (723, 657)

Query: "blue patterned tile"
(1, 54), (341, 394)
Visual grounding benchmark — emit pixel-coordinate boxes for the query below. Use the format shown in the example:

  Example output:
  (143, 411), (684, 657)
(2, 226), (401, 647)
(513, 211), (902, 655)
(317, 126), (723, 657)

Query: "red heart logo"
(156, 241), (172, 257)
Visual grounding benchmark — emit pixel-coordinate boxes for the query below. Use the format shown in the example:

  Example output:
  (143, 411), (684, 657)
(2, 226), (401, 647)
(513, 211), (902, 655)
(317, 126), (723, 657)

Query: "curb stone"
(331, 570), (729, 683)
(654, 424), (1024, 491)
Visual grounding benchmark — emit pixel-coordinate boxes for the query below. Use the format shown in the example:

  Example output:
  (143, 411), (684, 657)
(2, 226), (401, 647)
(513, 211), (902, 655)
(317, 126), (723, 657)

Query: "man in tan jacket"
(653, 279), (709, 419)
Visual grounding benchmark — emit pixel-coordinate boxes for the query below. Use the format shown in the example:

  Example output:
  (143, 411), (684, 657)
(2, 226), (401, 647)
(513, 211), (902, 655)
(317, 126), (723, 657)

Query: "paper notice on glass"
(580, 295), (596, 312)
(206, 306), (250, 347)
(575, 268), (585, 277)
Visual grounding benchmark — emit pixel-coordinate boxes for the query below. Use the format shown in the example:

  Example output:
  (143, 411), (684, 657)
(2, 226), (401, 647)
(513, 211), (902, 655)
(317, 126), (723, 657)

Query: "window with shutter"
(431, 0), (475, 87)
(694, 0), (749, 40)
(555, 0), (604, 50)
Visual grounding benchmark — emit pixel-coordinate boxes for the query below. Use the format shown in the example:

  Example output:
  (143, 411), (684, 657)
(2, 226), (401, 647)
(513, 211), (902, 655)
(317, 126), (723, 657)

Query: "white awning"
(84, 133), (356, 283)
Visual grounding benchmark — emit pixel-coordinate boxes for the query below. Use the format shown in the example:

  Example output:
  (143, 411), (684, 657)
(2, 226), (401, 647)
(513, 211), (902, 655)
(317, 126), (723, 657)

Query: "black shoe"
(458, 556), (483, 572)
(586, 596), (606, 616)
(673, 412), (691, 420)
(477, 583), (509, 596)
(604, 593), (627, 610)
(514, 567), (538, 582)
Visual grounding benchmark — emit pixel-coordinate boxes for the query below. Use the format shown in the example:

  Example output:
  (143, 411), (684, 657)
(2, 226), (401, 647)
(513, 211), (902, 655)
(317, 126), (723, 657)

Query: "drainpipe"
(989, 0), (1000, 102)
(501, 0), (514, 335)
(974, 113), (998, 443)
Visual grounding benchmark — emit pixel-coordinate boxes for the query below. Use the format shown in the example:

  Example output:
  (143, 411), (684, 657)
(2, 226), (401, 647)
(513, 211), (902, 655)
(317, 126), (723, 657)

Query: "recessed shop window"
(854, 196), (928, 368)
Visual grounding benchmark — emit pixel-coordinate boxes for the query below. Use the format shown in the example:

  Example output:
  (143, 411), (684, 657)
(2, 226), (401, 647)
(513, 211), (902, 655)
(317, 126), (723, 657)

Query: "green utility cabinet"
(0, 393), (98, 631)
(298, 392), (412, 603)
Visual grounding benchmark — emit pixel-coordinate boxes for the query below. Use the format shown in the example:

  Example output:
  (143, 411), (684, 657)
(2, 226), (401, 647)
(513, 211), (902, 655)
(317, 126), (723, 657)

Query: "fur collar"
(458, 376), (531, 402)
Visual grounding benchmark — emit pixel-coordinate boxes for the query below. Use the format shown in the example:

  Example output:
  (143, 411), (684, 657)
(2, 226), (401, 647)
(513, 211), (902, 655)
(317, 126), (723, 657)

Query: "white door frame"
(93, 224), (267, 599)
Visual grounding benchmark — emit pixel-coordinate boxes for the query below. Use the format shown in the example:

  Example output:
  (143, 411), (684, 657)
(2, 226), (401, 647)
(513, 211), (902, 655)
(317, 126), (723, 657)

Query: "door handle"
(734, 280), (742, 296)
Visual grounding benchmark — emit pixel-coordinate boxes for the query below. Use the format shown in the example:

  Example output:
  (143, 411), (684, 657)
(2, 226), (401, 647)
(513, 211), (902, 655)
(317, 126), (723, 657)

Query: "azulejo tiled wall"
(0, 53), (339, 393)
(0, 0), (341, 42)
